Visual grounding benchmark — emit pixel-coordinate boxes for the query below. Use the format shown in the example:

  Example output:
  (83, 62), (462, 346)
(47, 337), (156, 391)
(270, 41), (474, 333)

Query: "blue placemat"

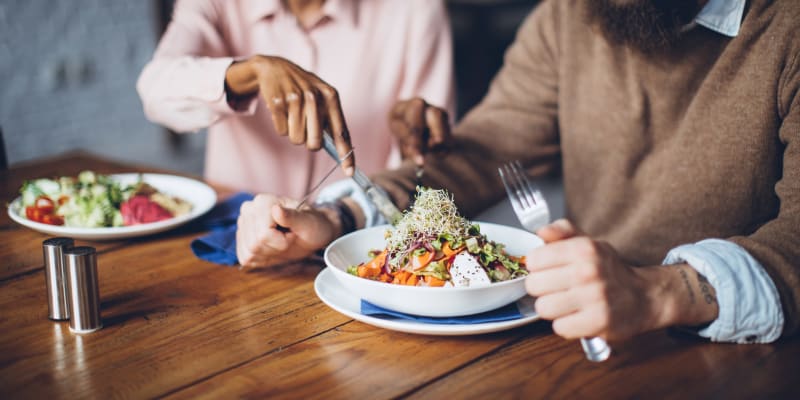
(360, 300), (523, 324)
(190, 192), (254, 265)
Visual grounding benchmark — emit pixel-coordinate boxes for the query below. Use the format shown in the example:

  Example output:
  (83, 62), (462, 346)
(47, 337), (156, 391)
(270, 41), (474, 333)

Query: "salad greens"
(20, 171), (136, 227)
(19, 170), (193, 228)
(348, 187), (527, 287)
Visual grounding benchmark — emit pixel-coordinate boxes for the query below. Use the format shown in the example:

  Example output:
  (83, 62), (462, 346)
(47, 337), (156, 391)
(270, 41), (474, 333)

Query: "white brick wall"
(0, 0), (206, 174)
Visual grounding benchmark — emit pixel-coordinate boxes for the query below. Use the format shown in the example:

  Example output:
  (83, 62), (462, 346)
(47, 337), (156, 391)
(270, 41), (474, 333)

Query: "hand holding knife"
(320, 131), (404, 225)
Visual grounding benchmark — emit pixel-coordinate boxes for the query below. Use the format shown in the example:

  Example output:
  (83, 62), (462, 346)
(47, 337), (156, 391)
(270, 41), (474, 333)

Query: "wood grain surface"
(1, 153), (798, 399)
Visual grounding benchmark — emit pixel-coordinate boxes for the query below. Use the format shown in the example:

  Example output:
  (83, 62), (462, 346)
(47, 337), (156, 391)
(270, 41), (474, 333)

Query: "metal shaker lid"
(44, 237), (75, 249)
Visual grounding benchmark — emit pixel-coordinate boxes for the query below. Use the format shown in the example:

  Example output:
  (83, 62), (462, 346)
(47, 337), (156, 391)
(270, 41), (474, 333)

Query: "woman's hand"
(236, 194), (341, 268)
(225, 56), (354, 175)
(389, 98), (451, 165)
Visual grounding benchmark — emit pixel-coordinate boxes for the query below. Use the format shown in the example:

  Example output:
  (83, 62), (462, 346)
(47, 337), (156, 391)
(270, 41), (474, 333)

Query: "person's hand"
(236, 194), (341, 268)
(525, 219), (655, 341)
(389, 98), (451, 166)
(225, 56), (354, 175)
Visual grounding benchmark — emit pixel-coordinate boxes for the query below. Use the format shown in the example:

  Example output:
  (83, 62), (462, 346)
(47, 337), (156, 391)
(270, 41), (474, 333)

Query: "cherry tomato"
(25, 206), (44, 223)
(41, 214), (64, 226)
(34, 196), (55, 214)
(25, 196), (63, 225)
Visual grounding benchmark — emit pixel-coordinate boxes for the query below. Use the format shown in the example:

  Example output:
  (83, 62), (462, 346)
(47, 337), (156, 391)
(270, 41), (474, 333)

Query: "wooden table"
(2, 152), (799, 399)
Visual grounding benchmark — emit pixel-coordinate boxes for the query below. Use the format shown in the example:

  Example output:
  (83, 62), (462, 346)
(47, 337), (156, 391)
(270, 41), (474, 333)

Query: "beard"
(586, 0), (703, 53)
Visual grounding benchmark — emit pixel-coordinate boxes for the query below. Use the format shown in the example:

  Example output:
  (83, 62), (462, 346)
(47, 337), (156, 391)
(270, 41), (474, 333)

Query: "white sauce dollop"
(449, 252), (491, 287)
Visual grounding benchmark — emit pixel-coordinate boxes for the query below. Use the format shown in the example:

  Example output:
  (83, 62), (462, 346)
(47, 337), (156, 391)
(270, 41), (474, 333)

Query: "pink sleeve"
(399, 0), (456, 120)
(136, 0), (257, 133)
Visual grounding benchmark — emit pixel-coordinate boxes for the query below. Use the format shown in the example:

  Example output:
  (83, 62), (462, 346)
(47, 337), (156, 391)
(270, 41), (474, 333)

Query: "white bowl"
(323, 222), (543, 317)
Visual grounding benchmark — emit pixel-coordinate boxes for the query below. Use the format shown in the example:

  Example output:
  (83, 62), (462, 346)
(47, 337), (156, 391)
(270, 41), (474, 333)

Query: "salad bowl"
(324, 222), (544, 317)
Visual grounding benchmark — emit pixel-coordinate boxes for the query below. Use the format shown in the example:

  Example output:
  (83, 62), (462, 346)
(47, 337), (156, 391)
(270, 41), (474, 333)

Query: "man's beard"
(586, 0), (703, 53)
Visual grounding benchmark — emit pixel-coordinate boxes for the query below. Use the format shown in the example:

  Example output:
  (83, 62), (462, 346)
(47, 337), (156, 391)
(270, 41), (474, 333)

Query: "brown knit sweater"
(373, 0), (800, 336)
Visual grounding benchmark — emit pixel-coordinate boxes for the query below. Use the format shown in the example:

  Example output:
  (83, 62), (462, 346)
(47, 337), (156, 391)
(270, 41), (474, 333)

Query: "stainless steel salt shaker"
(43, 237), (74, 321)
(64, 246), (103, 333)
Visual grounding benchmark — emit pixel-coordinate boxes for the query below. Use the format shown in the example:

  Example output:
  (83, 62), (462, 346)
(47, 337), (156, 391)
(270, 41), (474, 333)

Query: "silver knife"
(321, 131), (403, 225)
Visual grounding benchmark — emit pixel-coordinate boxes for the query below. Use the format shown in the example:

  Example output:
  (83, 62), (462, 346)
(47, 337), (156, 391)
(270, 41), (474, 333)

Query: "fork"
(499, 160), (611, 363)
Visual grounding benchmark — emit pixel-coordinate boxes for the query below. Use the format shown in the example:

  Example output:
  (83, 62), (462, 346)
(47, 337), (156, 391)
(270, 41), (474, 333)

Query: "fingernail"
(414, 155), (424, 165)
(345, 166), (354, 176)
(552, 219), (572, 232)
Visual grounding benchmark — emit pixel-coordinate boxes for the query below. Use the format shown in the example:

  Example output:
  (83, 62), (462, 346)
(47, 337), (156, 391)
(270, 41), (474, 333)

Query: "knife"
(321, 131), (403, 225)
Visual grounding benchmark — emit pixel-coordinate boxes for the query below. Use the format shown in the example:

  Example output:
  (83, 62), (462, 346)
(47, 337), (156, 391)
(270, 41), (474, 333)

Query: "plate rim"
(7, 172), (217, 240)
(314, 267), (540, 336)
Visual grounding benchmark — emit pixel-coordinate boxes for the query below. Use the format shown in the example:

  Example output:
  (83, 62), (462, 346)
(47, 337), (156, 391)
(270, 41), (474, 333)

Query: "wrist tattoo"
(696, 272), (717, 305)
(679, 268), (696, 305)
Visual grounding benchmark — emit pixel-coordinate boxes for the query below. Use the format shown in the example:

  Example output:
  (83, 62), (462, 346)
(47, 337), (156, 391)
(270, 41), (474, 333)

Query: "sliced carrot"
(425, 276), (446, 287)
(411, 251), (435, 271)
(442, 242), (462, 257)
(366, 251), (388, 270)
(519, 255), (527, 267)
(406, 274), (419, 286)
(359, 251), (387, 278)
(392, 270), (411, 285)
(357, 265), (377, 278)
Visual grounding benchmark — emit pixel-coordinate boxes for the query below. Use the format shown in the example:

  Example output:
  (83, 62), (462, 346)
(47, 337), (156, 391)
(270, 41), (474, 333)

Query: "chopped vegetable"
(17, 171), (192, 228)
(348, 187), (528, 287)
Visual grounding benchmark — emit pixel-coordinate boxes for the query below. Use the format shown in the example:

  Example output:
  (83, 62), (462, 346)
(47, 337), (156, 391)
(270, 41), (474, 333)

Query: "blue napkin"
(360, 300), (523, 324)
(190, 192), (254, 265)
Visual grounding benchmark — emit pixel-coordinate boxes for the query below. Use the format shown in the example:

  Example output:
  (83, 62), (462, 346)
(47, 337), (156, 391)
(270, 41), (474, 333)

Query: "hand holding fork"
(499, 161), (611, 362)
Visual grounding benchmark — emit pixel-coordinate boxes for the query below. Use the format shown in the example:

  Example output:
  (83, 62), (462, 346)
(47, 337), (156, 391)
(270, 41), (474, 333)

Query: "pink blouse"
(137, 0), (455, 198)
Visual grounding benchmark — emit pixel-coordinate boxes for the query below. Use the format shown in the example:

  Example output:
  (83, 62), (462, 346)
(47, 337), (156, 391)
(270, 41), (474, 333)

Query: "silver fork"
(499, 160), (611, 363)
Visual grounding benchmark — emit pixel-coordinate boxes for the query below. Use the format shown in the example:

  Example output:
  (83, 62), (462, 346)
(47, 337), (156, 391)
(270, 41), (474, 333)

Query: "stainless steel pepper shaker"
(64, 246), (103, 333)
(43, 237), (74, 321)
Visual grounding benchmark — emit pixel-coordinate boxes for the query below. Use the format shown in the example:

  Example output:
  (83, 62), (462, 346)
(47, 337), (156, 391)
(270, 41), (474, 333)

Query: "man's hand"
(225, 56), (354, 175)
(526, 219), (653, 340)
(526, 219), (719, 341)
(236, 194), (341, 268)
(389, 98), (451, 165)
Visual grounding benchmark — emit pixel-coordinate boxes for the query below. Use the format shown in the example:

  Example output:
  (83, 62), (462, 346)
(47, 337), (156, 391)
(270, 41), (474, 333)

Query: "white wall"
(0, 0), (206, 174)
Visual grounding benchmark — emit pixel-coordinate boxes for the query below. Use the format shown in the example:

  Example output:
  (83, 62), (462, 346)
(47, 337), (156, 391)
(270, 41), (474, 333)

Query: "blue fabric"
(360, 300), (523, 325)
(190, 192), (254, 266)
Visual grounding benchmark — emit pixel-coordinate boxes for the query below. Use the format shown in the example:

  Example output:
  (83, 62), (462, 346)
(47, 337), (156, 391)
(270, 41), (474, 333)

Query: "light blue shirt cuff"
(663, 239), (784, 343)
(315, 179), (388, 228)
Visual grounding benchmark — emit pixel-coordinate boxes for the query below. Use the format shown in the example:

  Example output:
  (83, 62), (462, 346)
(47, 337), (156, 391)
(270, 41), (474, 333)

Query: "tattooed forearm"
(679, 267), (696, 304)
(696, 272), (717, 305)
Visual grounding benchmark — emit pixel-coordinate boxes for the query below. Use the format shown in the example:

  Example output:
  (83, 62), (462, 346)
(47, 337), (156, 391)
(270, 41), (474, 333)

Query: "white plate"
(7, 173), (217, 240)
(314, 267), (540, 336)
(324, 222), (544, 317)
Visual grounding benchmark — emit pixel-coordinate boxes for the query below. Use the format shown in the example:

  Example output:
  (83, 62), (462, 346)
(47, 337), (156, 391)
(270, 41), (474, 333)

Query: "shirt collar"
(245, 0), (357, 28)
(694, 0), (746, 37)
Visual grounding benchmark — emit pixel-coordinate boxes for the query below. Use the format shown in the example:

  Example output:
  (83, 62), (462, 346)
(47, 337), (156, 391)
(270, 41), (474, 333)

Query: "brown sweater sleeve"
(730, 48), (800, 337)
(372, 0), (563, 217)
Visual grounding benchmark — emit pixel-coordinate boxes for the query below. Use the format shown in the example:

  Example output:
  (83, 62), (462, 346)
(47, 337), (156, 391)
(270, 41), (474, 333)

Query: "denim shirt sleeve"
(663, 239), (784, 343)
(315, 179), (388, 228)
